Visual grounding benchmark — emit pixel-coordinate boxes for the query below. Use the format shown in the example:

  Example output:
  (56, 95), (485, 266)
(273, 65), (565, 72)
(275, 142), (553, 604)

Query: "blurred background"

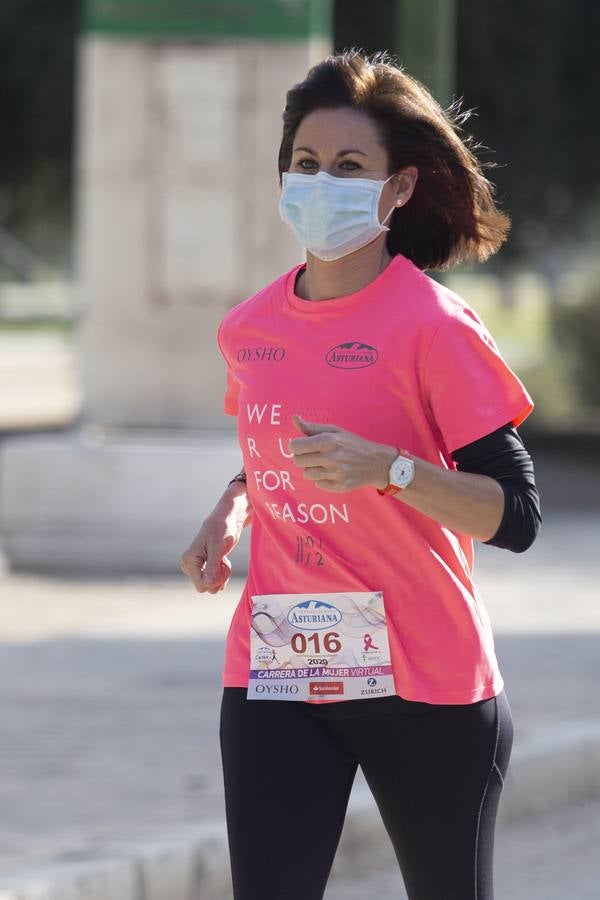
(1, 2), (599, 898)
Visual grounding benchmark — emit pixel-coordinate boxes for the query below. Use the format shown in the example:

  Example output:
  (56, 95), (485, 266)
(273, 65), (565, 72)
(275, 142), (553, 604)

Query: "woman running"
(181, 49), (542, 900)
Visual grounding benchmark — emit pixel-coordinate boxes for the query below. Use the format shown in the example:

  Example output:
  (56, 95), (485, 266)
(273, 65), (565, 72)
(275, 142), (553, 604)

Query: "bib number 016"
(290, 631), (341, 655)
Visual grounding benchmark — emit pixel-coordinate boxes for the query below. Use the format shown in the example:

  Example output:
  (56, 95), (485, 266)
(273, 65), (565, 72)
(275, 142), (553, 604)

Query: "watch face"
(390, 455), (414, 489)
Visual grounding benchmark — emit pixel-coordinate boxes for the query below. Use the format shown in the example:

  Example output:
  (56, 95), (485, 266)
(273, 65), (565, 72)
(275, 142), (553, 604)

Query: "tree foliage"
(0, 0), (78, 262)
(455, 0), (600, 264)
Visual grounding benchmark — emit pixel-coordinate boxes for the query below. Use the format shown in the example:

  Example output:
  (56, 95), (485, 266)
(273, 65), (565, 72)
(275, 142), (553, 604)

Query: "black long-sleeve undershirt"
(452, 423), (542, 553)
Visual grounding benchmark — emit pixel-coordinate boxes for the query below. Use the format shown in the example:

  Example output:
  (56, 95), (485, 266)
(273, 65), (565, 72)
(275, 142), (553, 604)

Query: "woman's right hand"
(180, 514), (241, 594)
(180, 482), (252, 594)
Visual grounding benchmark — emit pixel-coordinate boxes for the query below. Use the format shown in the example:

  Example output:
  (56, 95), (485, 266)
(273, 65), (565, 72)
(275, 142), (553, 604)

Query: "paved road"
(325, 795), (600, 900)
(0, 510), (599, 879)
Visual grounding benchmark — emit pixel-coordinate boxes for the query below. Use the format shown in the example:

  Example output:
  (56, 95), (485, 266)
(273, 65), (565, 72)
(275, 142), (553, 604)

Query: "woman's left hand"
(288, 414), (397, 492)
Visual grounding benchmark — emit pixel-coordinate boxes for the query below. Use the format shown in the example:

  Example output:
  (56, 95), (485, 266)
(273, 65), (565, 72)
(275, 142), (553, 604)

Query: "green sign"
(83, 0), (332, 39)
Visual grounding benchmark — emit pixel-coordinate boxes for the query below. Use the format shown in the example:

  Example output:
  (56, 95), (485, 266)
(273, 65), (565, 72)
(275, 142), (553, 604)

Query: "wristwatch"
(376, 448), (415, 496)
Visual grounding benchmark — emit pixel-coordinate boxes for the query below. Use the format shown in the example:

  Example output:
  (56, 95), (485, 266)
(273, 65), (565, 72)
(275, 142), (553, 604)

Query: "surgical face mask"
(278, 169), (399, 261)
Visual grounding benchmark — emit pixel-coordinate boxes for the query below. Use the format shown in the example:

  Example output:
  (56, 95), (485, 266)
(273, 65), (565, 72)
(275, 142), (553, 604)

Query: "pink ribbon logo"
(363, 633), (379, 652)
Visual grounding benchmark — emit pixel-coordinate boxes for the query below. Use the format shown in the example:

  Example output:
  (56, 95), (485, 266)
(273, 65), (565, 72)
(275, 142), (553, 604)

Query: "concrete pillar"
(76, 2), (332, 428)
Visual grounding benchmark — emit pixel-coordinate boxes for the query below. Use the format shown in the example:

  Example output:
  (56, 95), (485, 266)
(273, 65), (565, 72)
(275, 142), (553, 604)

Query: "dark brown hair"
(278, 49), (511, 271)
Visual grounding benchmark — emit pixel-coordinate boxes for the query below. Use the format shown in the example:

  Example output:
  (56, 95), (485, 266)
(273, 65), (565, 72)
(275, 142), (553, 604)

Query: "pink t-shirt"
(216, 253), (534, 704)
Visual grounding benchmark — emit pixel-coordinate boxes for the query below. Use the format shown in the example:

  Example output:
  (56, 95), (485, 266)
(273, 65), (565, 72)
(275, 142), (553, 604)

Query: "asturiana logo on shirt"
(287, 600), (343, 631)
(325, 341), (378, 369)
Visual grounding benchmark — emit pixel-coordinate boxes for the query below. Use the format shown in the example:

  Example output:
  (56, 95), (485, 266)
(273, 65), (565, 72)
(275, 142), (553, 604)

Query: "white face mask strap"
(380, 204), (396, 227)
(379, 173), (404, 227)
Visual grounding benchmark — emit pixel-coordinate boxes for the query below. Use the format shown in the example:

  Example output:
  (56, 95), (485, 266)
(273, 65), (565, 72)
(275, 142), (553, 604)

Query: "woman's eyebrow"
(292, 146), (369, 157)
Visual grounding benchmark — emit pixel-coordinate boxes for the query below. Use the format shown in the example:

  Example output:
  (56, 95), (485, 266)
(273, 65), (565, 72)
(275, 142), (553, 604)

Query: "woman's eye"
(298, 159), (317, 170)
(340, 160), (361, 171)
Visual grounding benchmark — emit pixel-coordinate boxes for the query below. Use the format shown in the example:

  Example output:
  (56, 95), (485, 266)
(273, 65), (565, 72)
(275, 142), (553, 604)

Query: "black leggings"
(219, 686), (513, 900)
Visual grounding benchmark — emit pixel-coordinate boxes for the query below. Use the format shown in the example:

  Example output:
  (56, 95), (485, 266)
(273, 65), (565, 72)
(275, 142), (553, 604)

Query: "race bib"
(248, 591), (395, 701)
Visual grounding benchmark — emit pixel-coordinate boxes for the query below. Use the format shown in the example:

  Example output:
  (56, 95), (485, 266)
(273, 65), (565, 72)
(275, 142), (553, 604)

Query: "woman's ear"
(395, 167), (419, 204)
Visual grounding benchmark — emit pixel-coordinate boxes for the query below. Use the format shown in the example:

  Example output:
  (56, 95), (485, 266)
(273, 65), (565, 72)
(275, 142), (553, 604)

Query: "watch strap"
(376, 448), (412, 496)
